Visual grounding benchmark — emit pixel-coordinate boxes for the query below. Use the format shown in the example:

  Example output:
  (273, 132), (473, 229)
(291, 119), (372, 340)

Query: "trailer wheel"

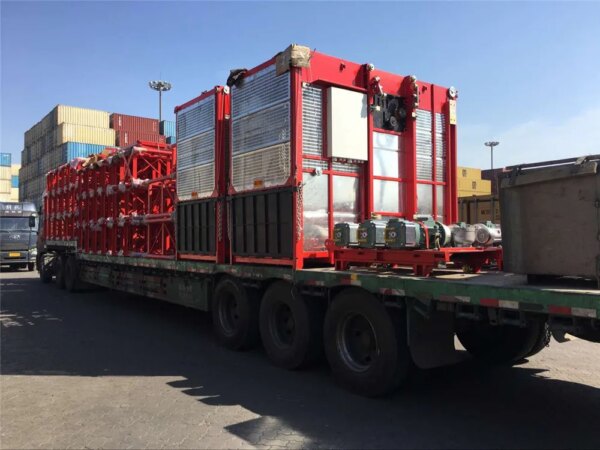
(259, 281), (323, 370)
(212, 276), (259, 351)
(456, 319), (543, 364)
(38, 254), (53, 284)
(524, 321), (551, 358)
(64, 256), (81, 293)
(323, 288), (410, 397)
(55, 255), (67, 289)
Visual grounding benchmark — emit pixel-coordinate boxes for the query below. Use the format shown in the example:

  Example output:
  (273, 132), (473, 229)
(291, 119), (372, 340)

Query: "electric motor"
(474, 222), (502, 246)
(451, 223), (477, 247)
(384, 218), (422, 249)
(333, 222), (359, 247)
(357, 219), (387, 248)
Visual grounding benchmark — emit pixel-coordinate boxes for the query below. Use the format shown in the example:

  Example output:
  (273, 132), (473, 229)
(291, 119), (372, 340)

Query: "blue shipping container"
(166, 136), (176, 144)
(11, 175), (18, 188)
(0, 153), (11, 167)
(60, 142), (109, 161)
(160, 120), (176, 138)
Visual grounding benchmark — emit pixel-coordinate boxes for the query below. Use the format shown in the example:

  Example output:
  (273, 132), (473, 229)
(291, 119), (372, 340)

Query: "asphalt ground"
(1, 269), (599, 449)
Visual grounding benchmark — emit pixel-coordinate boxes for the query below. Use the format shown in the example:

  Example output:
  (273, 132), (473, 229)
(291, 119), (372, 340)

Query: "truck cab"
(0, 202), (38, 271)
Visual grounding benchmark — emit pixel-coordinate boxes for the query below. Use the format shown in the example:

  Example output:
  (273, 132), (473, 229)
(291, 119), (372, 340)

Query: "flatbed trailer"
(39, 239), (600, 397)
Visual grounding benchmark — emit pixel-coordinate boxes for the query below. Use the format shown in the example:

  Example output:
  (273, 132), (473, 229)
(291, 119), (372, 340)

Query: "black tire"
(323, 288), (410, 397)
(55, 255), (67, 289)
(38, 254), (53, 284)
(212, 276), (259, 351)
(64, 255), (80, 292)
(259, 281), (324, 370)
(27, 262), (35, 271)
(524, 321), (550, 358)
(456, 319), (543, 364)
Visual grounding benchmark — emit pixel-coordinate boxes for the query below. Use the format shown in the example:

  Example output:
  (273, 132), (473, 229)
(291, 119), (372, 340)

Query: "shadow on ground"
(1, 274), (599, 449)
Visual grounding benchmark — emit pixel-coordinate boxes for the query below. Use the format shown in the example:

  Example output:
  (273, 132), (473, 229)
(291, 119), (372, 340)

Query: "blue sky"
(2, 1), (600, 169)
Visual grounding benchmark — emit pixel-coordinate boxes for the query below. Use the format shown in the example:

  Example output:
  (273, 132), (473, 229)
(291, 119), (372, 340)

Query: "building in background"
(457, 166), (491, 197)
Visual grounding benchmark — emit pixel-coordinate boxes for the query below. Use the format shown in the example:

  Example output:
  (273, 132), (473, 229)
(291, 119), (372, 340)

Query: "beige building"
(0, 163), (19, 202)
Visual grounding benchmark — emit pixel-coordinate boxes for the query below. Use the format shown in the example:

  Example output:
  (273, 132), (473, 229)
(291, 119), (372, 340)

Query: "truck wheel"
(64, 256), (81, 292)
(38, 254), (53, 284)
(323, 288), (410, 397)
(55, 255), (67, 289)
(456, 319), (542, 364)
(27, 262), (35, 271)
(212, 276), (259, 351)
(259, 281), (323, 370)
(524, 321), (550, 358)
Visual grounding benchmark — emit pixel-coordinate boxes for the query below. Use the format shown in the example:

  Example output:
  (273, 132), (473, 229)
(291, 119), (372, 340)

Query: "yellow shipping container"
(54, 105), (110, 128)
(457, 166), (482, 180)
(0, 179), (11, 194)
(11, 164), (20, 176)
(0, 166), (11, 180)
(55, 123), (116, 147)
(10, 187), (19, 202)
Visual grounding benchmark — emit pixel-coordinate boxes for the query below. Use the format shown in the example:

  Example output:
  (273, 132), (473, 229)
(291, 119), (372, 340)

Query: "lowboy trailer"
(39, 240), (599, 397)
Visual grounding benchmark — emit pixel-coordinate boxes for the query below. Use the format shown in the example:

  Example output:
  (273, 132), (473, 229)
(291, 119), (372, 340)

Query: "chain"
(217, 200), (223, 242)
(296, 181), (303, 240)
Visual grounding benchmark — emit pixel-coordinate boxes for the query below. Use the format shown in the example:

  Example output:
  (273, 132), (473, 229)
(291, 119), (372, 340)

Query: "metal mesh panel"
(302, 84), (323, 156)
(416, 109), (433, 181)
(177, 96), (215, 141)
(303, 159), (328, 170)
(332, 161), (361, 174)
(435, 113), (446, 182)
(232, 66), (290, 118)
(232, 143), (291, 192)
(232, 102), (290, 155)
(177, 164), (215, 200)
(303, 173), (329, 251)
(177, 131), (214, 170)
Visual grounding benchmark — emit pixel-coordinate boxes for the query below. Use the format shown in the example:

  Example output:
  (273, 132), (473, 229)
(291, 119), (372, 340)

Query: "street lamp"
(484, 141), (500, 220)
(484, 141), (500, 174)
(149, 80), (172, 123)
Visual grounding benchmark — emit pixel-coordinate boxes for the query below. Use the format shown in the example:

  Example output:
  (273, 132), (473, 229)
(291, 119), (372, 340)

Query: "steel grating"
(177, 96), (215, 142)
(177, 164), (215, 200)
(302, 84), (323, 156)
(232, 143), (291, 192)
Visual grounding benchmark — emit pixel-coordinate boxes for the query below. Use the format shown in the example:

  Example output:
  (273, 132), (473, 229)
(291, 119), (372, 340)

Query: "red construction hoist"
(44, 141), (176, 258)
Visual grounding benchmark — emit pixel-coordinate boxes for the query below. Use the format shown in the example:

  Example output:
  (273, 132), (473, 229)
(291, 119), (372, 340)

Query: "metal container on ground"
(0, 153), (11, 167)
(115, 131), (165, 147)
(500, 155), (600, 282)
(55, 123), (116, 147)
(160, 120), (176, 137)
(110, 113), (159, 134)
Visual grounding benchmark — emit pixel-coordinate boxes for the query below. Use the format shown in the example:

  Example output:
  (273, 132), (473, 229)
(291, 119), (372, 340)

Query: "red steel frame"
(44, 141), (176, 259)
(227, 49), (458, 270)
(174, 86), (230, 263)
(326, 240), (503, 277)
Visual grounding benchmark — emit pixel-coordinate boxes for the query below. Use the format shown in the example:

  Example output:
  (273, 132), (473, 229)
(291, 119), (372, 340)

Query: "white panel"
(327, 87), (368, 161)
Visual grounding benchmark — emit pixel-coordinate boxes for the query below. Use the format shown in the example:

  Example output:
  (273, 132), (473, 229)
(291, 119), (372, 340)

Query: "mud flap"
(408, 306), (464, 369)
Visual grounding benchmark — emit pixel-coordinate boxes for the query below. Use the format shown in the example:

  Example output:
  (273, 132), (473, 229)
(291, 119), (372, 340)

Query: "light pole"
(149, 80), (172, 123)
(484, 140), (500, 191)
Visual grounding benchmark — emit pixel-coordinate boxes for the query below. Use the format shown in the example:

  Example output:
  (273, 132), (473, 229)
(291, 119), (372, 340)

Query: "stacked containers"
(160, 120), (176, 144)
(21, 105), (115, 207)
(0, 153), (12, 201)
(174, 87), (229, 262)
(110, 113), (165, 147)
(227, 45), (458, 269)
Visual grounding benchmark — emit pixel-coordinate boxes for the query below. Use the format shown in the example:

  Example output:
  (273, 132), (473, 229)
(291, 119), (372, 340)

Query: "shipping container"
(57, 142), (110, 161)
(10, 187), (18, 202)
(0, 166), (11, 180)
(53, 105), (110, 128)
(458, 194), (500, 224)
(110, 113), (159, 134)
(166, 136), (176, 144)
(160, 120), (176, 137)
(55, 123), (116, 147)
(0, 153), (11, 167)
(11, 175), (18, 188)
(226, 45), (458, 268)
(0, 179), (11, 193)
(115, 131), (166, 147)
(11, 164), (20, 177)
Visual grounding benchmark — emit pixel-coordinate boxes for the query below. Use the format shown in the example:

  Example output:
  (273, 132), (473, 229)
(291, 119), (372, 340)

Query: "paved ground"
(1, 270), (599, 449)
